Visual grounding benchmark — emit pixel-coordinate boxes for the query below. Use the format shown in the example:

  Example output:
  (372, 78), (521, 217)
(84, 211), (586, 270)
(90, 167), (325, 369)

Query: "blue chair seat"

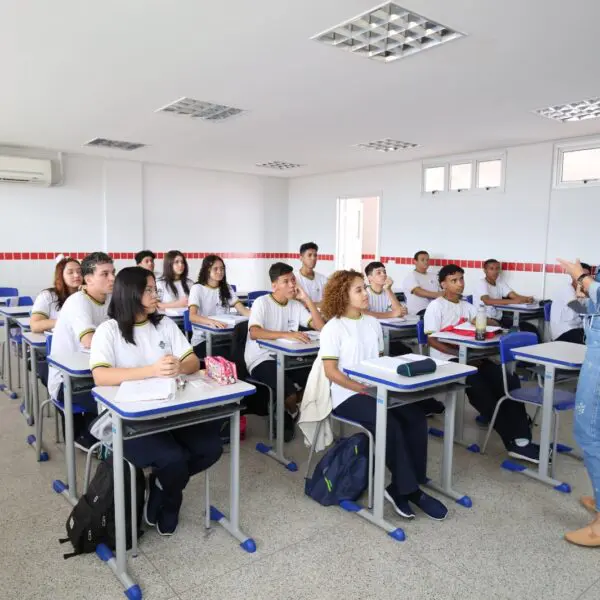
(51, 399), (89, 415)
(510, 386), (575, 411)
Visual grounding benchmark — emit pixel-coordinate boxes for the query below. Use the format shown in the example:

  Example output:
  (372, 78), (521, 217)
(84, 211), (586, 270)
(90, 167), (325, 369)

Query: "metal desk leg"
(426, 388), (472, 507)
(95, 415), (141, 598)
(501, 364), (571, 492)
(512, 311), (520, 328)
(20, 338), (32, 424)
(26, 346), (48, 461)
(2, 318), (16, 399)
(383, 328), (390, 356)
(52, 376), (78, 505)
(206, 332), (213, 357)
(210, 406), (256, 552)
(255, 351), (298, 471)
(339, 384), (405, 540)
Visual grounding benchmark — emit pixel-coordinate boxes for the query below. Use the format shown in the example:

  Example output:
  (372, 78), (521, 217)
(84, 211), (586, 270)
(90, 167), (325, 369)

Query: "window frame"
(553, 138), (600, 190)
(422, 151), (506, 196)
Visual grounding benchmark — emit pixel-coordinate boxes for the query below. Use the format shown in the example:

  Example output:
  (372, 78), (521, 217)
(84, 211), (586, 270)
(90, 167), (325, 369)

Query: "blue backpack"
(304, 433), (370, 506)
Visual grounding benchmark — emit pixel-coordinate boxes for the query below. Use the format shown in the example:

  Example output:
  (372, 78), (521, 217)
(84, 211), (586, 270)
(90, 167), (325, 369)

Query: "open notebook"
(453, 322), (502, 334)
(275, 331), (320, 345)
(361, 354), (448, 374)
(114, 378), (177, 404)
(208, 315), (249, 327)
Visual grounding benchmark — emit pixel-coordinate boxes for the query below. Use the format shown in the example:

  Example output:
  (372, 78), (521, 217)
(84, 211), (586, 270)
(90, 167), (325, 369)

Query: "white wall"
(0, 154), (289, 297)
(289, 139), (600, 300)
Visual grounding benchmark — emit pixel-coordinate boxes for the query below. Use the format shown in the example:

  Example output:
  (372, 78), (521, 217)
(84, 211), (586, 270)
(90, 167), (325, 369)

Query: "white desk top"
(502, 304), (542, 313)
(0, 306), (32, 317)
(16, 317), (31, 329)
(379, 317), (420, 330)
(429, 331), (501, 348)
(47, 351), (92, 376)
(0, 296), (18, 304)
(22, 331), (47, 347)
(258, 339), (321, 355)
(344, 358), (477, 392)
(192, 315), (249, 333)
(93, 378), (256, 419)
(512, 341), (586, 369)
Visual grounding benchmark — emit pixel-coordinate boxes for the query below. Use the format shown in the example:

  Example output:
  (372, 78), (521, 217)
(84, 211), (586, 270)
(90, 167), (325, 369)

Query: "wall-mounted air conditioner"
(0, 156), (53, 185)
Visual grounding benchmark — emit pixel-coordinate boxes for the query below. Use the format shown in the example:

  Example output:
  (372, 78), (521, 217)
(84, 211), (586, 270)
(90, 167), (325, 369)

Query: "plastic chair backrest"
(544, 301), (552, 322)
(464, 295), (473, 304)
(46, 334), (53, 354)
(183, 309), (192, 333)
(248, 290), (269, 306)
(230, 284), (237, 292)
(17, 296), (33, 307)
(416, 320), (428, 345)
(499, 331), (538, 364)
(0, 287), (18, 297)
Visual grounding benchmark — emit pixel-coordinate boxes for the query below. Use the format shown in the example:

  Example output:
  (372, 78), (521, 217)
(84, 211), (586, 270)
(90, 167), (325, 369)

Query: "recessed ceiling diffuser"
(256, 161), (304, 170)
(156, 97), (245, 122)
(355, 138), (419, 152)
(85, 138), (146, 151)
(312, 1), (464, 63)
(534, 98), (600, 123)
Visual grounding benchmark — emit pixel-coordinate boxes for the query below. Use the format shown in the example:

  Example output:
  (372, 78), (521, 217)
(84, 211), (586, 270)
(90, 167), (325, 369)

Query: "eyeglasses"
(144, 287), (163, 299)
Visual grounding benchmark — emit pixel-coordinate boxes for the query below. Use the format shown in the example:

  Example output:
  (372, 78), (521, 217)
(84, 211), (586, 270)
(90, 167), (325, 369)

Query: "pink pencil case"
(205, 356), (238, 385)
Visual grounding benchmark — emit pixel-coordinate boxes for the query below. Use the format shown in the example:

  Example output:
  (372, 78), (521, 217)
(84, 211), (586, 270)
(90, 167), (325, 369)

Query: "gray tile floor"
(1, 365), (599, 600)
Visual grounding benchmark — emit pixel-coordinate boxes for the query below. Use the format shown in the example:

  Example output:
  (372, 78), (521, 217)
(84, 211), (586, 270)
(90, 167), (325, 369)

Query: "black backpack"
(60, 457), (145, 559)
(305, 433), (370, 506)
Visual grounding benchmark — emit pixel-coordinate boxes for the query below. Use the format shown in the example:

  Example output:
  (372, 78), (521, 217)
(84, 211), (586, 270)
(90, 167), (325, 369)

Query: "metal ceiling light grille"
(85, 138), (146, 151)
(534, 98), (600, 123)
(312, 1), (464, 63)
(256, 161), (304, 170)
(156, 97), (245, 122)
(355, 138), (419, 152)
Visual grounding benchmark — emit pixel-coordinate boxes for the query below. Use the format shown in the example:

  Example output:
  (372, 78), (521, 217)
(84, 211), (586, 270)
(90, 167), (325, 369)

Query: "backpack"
(59, 457), (145, 559)
(304, 433), (370, 506)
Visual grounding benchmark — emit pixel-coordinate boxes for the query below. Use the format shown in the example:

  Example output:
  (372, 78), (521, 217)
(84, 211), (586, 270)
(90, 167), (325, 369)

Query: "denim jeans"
(574, 315), (600, 510)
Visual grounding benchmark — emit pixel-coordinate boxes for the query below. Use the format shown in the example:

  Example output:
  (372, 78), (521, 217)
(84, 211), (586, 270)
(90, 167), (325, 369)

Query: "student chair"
(183, 309), (192, 342)
(417, 320), (428, 355)
(481, 332), (576, 476)
(7, 296), (34, 388)
(543, 301), (552, 342)
(305, 414), (375, 510)
(0, 287), (18, 298)
(230, 284), (237, 292)
(247, 290), (269, 307)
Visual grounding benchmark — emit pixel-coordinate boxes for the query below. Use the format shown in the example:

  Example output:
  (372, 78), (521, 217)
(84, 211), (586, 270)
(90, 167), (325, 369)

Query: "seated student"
(550, 263), (591, 344)
(245, 262), (325, 441)
(90, 267), (221, 536)
(425, 264), (540, 463)
(157, 250), (193, 317)
(320, 270), (447, 520)
(295, 242), (328, 305)
(402, 250), (442, 316)
(476, 259), (540, 338)
(48, 252), (115, 447)
(135, 250), (156, 273)
(188, 254), (250, 359)
(30, 256), (82, 333)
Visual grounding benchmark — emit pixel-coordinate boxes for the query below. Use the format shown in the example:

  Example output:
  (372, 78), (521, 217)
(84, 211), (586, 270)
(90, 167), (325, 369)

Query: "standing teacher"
(559, 258), (600, 546)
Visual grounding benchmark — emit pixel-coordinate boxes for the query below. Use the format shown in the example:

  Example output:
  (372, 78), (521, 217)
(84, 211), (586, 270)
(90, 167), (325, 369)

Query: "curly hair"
(321, 269), (365, 320)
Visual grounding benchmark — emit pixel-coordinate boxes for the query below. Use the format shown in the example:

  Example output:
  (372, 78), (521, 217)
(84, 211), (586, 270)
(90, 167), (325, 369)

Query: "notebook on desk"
(361, 354), (447, 374)
(114, 378), (177, 404)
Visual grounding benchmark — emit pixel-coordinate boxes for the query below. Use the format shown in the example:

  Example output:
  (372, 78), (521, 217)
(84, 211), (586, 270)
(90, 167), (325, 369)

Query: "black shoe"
(74, 431), (97, 451)
(507, 441), (542, 465)
(284, 411), (296, 443)
(156, 509), (178, 536)
(422, 398), (445, 417)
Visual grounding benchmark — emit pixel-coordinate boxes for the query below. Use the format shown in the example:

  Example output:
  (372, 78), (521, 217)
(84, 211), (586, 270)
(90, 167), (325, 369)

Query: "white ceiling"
(2, 0), (600, 178)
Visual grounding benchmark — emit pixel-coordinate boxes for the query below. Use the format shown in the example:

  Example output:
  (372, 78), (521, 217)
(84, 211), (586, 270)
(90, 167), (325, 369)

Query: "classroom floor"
(2, 367), (600, 600)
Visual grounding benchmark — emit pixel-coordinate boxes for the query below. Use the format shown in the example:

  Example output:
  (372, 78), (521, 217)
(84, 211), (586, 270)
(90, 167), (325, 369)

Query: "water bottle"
(475, 304), (487, 341)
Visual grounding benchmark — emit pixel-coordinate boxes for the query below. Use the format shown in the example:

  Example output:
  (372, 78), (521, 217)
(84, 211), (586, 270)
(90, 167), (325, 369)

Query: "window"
(422, 154), (504, 194)
(555, 141), (600, 188)
(424, 166), (445, 193)
(450, 163), (472, 191)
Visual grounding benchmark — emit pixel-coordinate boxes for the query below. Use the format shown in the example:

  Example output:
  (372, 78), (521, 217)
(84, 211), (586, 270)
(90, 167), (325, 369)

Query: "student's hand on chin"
(383, 277), (394, 289)
(295, 285), (308, 302)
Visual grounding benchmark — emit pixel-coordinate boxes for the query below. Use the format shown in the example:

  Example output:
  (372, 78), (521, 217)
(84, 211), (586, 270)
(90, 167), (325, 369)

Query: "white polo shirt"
(244, 294), (312, 373)
(157, 278), (193, 317)
(476, 277), (513, 320)
(550, 283), (585, 340)
(48, 290), (110, 399)
(366, 286), (392, 314)
(90, 316), (194, 370)
(402, 270), (439, 315)
(32, 289), (60, 321)
(294, 271), (328, 303)
(320, 315), (383, 409)
(424, 297), (477, 360)
(188, 283), (241, 346)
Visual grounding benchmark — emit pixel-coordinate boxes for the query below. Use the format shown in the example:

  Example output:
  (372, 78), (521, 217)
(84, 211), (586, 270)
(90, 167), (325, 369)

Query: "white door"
(336, 197), (364, 271)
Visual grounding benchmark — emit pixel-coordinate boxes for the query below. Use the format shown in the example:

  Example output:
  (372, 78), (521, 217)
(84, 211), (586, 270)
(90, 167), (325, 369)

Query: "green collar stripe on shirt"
(84, 291), (105, 306)
(134, 320), (149, 327)
(269, 294), (288, 307)
(369, 287), (384, 295)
